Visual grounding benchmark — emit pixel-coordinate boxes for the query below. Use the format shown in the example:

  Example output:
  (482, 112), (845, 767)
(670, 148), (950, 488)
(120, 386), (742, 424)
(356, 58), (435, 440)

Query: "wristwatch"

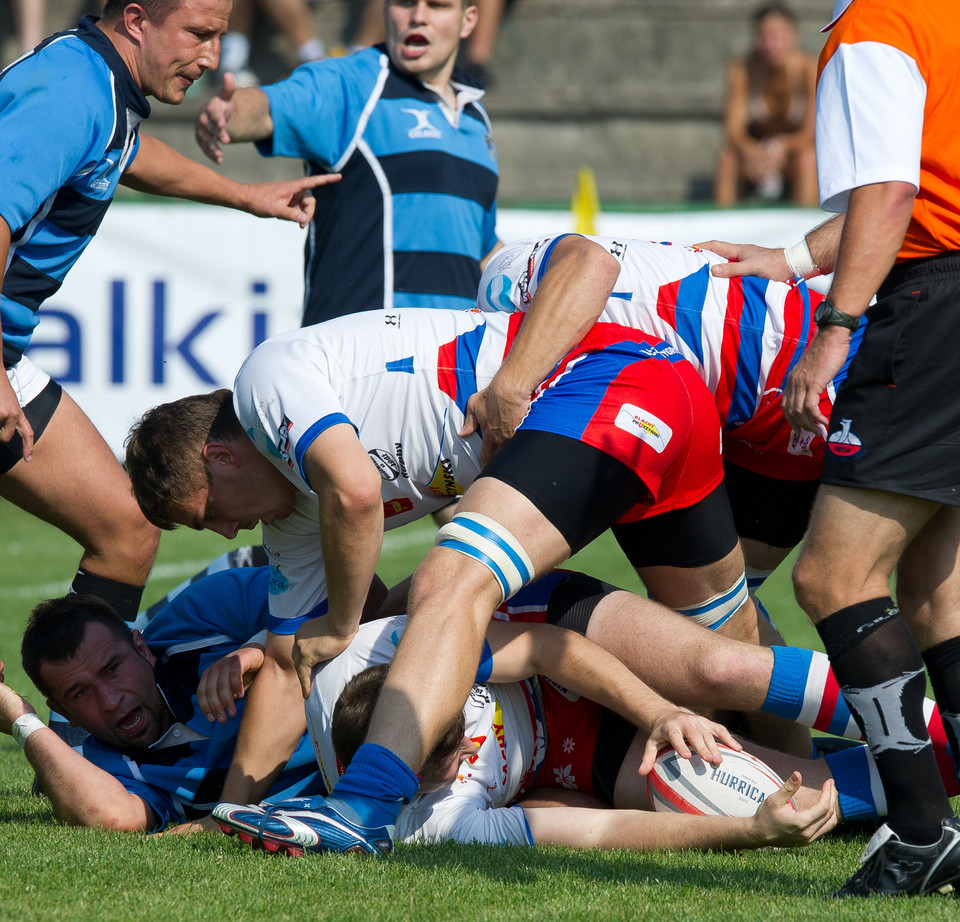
(814, 298), (861, 332)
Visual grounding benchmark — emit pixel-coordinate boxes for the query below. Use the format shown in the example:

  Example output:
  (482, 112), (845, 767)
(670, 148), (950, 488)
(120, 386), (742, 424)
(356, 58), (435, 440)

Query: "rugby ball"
(647, 743), (790, 817)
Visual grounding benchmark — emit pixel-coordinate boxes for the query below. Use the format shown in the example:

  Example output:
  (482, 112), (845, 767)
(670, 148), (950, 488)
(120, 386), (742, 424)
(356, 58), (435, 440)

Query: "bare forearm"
(526, 806), (762, 851)
(827, 181), (915, 315)
(121, 134), (255, 210)
(496, 236), (620, 396)
(219, 648), (305, 804)
(23, 730), (153, 830)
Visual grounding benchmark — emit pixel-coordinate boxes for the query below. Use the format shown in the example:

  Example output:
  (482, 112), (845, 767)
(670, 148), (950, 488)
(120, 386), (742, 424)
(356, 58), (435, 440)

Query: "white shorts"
(6, 355), (51, 407)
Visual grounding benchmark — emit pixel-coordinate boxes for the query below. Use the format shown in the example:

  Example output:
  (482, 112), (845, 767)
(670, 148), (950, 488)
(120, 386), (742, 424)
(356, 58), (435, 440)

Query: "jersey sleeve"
(77, 741), (173, 832)
(233, 336), (355, 491)
(257, 54), (381, 168)
(0, 44), (115, 231)
(816, 33), (926, 211)
(397, 785), (533, 846)
(141, 568), (270, 651)
(475, 235), (574, 313)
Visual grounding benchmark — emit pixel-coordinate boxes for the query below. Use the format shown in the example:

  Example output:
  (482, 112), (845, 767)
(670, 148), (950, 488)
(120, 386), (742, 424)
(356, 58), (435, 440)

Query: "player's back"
(479, 235), (821, 428)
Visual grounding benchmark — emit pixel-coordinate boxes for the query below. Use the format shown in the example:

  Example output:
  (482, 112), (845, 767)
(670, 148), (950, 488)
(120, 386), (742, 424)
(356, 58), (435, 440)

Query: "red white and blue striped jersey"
(478, 234), (823, 432)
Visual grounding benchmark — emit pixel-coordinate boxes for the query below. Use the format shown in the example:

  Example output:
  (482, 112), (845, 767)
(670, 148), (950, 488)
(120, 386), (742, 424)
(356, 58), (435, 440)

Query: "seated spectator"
(714, 2), (817, 206)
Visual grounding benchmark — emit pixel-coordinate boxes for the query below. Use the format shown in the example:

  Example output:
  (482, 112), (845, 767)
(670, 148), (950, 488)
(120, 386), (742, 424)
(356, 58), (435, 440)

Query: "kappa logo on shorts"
(827, 418), (862, 458)
(615, 404), (673, 453)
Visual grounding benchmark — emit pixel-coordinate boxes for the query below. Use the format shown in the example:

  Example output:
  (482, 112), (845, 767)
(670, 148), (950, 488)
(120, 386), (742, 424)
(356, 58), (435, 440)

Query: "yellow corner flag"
(572, 166), (600, 234)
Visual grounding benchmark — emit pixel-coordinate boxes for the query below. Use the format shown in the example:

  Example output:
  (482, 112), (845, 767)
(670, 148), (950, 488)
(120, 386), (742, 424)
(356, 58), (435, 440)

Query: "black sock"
(70, 569), (144, 622)
(923, 635), (960, 784)
(817, 598), (951, 844)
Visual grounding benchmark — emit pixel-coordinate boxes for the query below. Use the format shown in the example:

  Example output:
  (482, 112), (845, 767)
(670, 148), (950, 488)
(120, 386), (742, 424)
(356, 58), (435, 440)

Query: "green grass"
(1, 498), (958, 921)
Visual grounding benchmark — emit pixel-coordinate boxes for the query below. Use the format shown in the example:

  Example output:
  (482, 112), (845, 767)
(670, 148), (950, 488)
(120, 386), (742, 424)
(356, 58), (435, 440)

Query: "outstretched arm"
(484, 621), (739, 773)
(194, 75), (275, 164)
(0, 682), (155, 831)
(121, 134), (340, 227)
(699, 213), (845, 281)
(461, 236), (620, 464)
(523, 772), (837, 850)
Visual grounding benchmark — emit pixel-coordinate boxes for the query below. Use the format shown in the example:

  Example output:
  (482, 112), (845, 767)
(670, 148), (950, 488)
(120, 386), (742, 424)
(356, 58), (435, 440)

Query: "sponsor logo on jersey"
(383, 497), (414, 518)
(614, 404), (673, 453)
(428, 456), (465, 497)
(827, 418), (862, 458)
(485, 131), (497, 160)
(394, 442), (410, 478)
(518, 239), (545, 305)
(383, 313), (400, 327)
(277, 414), (294, 468)
(368, 448), (401, 481)
(268, 564), (290, 595)
(402, 108), (442, 139)
(608, 239), (627, 259)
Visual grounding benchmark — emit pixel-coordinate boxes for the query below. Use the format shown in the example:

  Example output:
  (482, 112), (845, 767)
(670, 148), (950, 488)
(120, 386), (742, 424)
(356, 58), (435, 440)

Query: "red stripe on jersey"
(656, 278), (681, 329)
(716, 278), (746, 423)
(436, 337), (459, 402)
(765, 283), (820, 394)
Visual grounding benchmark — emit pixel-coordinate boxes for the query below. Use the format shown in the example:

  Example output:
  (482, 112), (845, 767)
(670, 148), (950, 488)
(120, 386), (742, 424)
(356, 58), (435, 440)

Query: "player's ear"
(131, 630), (157, 668)
(202, 442), (239, 468)
(121, 3), (149, 45)
(460, 3), (479, 40)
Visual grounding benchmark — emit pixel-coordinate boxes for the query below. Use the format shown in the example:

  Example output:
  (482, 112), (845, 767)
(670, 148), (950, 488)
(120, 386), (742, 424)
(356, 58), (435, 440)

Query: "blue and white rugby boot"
(214, 795), (394, 857)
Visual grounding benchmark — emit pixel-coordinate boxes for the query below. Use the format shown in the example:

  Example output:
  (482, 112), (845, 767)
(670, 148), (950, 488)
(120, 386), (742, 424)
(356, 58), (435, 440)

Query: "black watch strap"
(815, 298), (861, 332)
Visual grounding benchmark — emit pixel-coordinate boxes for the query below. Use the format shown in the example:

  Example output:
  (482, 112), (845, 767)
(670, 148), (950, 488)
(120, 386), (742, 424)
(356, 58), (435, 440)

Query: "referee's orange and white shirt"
(815, 0), (960, 262)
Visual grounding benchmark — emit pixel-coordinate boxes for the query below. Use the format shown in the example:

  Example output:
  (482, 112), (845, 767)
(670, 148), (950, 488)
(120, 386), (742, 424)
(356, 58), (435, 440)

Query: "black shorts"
(0, 377), (62, 474)
(823, 250), (960, 505)
(478, 429), (647, 553)
(723, 460), (819, 549)
(612, 481), (739, 569)
(479, 429), (737, 568)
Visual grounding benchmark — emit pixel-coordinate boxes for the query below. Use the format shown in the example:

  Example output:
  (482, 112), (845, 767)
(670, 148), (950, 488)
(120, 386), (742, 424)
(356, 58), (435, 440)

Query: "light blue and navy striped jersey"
(257, 46), (499, 325)
(0, 15), (148, 367)
(79, 567), (324, 831)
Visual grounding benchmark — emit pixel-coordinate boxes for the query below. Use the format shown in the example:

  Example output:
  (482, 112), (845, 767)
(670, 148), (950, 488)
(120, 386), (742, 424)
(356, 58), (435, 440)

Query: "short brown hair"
(332, 664), (467, 775)
(102, 1), (185, 24)
(22, 595), (135, 699)
(124, 388), (244, 530)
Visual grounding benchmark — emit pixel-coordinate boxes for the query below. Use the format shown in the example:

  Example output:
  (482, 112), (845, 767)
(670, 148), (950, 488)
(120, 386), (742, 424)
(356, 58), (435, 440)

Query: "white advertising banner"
(37, 203), (827, 455)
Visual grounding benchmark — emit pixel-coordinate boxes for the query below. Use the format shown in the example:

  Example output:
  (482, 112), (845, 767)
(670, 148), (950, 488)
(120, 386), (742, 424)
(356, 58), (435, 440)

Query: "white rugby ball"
(647, 743), (789, 817)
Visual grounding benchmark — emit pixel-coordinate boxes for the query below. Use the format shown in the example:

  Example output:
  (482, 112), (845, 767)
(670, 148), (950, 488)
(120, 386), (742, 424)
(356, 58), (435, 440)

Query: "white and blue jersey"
(233, 308), (522, 633)
(77, 568), (324, 831)
(0, 16), (148, 367)
(258, 46), (499, 324)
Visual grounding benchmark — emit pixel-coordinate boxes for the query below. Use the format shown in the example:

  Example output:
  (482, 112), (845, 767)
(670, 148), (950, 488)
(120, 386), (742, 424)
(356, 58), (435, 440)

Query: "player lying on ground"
(215, 614), (844, 854)
(0, 568), (329, 832)
(5, 557), (955, 833)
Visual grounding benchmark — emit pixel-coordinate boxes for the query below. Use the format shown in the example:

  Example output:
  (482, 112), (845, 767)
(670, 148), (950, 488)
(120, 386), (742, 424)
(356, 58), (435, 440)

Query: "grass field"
(1, 497), (958, 921)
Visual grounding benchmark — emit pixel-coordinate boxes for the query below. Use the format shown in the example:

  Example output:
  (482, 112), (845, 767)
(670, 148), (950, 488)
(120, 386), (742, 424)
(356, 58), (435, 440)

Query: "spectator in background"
(196, 0), (501, 327)
(714, 2), (817, 207)
(218, 0), (326, 88)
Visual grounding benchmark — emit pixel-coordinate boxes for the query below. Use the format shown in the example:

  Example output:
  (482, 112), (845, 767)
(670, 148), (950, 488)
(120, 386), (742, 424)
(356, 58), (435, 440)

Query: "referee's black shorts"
(822, 250), (960, 505)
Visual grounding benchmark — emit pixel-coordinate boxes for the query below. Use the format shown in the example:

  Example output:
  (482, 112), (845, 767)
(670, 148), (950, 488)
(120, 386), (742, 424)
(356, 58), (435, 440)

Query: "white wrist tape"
(784, 237), (819, 279)
(11, 714), (46, 750)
